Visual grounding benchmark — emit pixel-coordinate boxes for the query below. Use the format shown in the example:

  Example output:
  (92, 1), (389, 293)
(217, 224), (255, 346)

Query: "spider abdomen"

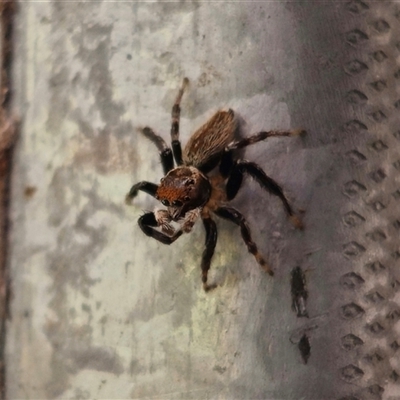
(183, 109), (236, 171)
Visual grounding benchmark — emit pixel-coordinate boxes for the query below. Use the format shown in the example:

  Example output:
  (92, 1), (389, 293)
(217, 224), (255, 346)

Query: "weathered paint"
(8, 1), (400, 399)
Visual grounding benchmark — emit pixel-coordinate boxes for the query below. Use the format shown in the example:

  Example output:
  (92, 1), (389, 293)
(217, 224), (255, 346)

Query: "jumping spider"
(126, 78), (304, 291)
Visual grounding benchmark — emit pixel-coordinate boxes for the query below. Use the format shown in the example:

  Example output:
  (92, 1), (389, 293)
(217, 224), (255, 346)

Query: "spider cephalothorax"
(156, 166), (211, 220)
(126, 78), (304, 291)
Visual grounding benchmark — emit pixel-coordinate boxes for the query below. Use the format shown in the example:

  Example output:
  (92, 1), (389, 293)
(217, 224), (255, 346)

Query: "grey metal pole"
(6, 1), (400, 399)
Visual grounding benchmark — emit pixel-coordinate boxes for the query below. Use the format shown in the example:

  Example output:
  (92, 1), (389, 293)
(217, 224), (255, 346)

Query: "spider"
(126, 78), (304, 291)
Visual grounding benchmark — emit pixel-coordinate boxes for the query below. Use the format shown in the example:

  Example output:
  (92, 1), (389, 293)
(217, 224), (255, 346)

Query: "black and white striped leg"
(138, 212), (183, 245)
(226, 161), (303, 229)
(170, 77), (189, 165)
(141, 127), (174, 174)
(201, 216), (218, 291)
(226, 129), (305, 152)
(215, 206), (274, 276)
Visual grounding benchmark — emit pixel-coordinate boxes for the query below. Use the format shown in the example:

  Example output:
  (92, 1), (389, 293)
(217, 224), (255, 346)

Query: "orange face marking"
(155, 166), (211, 210)
(156, 185), (188, 203)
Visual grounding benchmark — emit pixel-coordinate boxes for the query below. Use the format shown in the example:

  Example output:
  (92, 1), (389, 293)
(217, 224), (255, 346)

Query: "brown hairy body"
(183, 110), (236, 169)
(126, 78), (304, 291)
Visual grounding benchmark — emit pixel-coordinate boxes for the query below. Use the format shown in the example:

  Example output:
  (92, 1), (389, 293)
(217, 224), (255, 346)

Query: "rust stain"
(0, 1), (18, 398)
(24, 186), (37, 199)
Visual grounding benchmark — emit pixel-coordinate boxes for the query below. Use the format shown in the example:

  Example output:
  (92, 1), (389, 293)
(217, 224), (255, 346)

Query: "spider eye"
(172, 200), (183, 207)
(161, 199), (170, 206)
(185, 178), (195, 186)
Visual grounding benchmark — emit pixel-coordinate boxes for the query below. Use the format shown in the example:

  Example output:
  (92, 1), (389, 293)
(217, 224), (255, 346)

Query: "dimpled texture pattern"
(338, 1), (400, 399)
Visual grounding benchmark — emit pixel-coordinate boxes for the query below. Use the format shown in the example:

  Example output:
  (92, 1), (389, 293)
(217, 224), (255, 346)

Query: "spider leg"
(219, 150), (235, 178)
(226, 160), (303, 229)
(138, 212), (183, 245)
(170, 77), (189, 165)
(201, 216), (218, 292)
(226, 128), (305, 152)
(141, 127), (174, 174)
(125, 181), (158, 204)
(215, 206), (274, 276)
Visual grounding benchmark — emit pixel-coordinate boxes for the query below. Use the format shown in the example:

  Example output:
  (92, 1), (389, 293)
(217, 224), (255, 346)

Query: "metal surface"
(6, 1), (400, 399)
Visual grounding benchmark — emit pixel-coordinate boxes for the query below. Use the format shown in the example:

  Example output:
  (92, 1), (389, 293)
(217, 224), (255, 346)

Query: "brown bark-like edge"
(0, 1), (17, 399)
